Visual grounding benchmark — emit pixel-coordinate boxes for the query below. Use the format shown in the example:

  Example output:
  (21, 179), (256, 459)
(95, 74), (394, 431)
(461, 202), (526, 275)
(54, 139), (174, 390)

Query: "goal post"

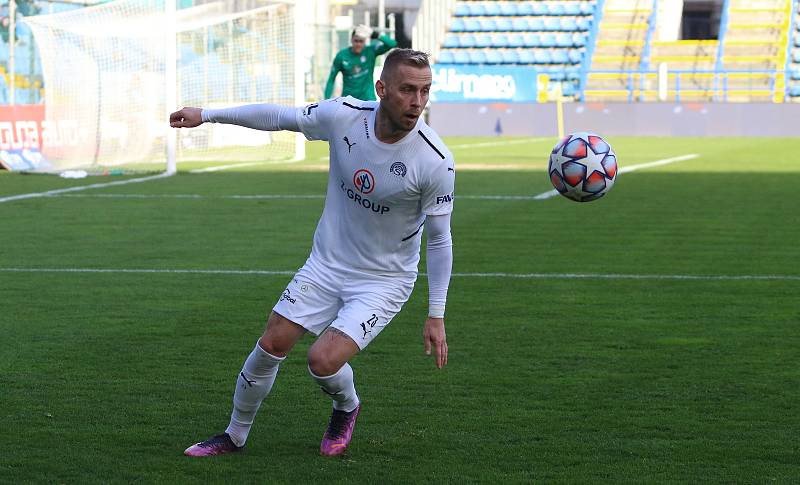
(24, 0), (304, 174)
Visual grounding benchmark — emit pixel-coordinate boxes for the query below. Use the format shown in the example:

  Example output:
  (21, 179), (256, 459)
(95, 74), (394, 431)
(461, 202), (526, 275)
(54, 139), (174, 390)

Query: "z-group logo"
(353, 169), (375, 194)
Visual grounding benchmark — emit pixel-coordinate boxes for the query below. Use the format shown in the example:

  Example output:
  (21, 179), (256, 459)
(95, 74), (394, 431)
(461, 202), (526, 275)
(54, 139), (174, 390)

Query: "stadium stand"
(786, 0), (800, 100)
(439, 0), (599, 98)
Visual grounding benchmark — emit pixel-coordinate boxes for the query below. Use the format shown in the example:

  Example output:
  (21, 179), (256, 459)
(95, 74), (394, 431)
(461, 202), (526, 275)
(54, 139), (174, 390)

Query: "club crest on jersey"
(390, 162), (407, 177)
(353, 169), (375, 194)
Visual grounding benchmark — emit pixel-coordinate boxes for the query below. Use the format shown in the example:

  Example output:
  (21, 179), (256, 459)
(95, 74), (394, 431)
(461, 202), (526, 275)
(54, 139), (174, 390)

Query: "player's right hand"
(169, 107), (203, 128)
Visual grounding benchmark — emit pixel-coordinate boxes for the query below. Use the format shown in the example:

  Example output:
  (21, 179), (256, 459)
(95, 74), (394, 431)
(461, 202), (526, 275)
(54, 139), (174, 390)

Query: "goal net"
(24, 0), (303, 174)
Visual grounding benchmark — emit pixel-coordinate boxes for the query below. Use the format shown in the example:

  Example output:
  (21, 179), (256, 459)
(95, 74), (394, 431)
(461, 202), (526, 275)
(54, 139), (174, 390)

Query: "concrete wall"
(428, 103), (800, 137)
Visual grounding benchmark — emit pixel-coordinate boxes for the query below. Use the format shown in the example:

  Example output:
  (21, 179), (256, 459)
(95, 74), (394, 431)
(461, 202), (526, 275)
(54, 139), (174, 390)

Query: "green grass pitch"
(1, 136), (799, 483)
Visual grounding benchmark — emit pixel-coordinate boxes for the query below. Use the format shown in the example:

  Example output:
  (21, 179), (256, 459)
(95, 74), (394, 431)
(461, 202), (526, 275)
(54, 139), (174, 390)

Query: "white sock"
(309, 363), (360, 413)
(225, 342), (285, 447)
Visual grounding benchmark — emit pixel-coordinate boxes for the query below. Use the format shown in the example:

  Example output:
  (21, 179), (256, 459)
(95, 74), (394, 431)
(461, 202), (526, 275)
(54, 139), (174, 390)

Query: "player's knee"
(307, 349), (342, 377)
(258, 335), (291, 358)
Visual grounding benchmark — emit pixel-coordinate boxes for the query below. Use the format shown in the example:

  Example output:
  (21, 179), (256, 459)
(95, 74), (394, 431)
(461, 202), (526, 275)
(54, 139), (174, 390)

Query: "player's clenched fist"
(169, 107), (203, 128)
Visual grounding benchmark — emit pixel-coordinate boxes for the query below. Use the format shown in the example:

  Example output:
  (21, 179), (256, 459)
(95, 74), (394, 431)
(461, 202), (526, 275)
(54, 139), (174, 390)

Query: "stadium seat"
(523, 33), (541, 47)
(468, 3), (486, 16)
(561, 83), (576, 96)
(485, 50), (504, 64)
(551, 50), (569, 64)
(548, 70), (566, 81)
(507, 34), (525, 48)
(794, 51), (800, 63)
(576, 18), (591, 31)
(495, 18), (513, 31)
(540, 33), (557, 47)
(438, 50), (455, 64)
(502, 49), (520, 64)
(532, 3), (548, 16)
(451, 18), (466, 32)
(469, 50), (488, 64)
(548, 4), (566, 16)
(517, 3), (534, 16)
(564, 3), (582, 16)
(484, 2), (500, 16)
(443, 35), (460, 48)
(566, 68), (580, 80)
(475, 34), (492, 48)
(561, 18), (578, 31)
(795, 36), (800, 47)
(511, 18), (530, 31)
(479, 18), (498, 32)
(789, 85), (800, 96)
(460, 34), (477, 48)
(529, 18), (545, 31)
(572, 33), (587, 47)
(499, 3), (517, 16)
(453, 50), (471, 64)
(555, 33), (573, 48)
(544, 18), (562, 31)
(464, 19), (481, 31)
(792, 69), (800, 80)
(580, 3), (595, 16)
(534, 50), (552, 64)
(492, 34), (510, 48)
(518, 50), (536, 64)
(568, 50), (584, 64)
(454, 3), (470, 17)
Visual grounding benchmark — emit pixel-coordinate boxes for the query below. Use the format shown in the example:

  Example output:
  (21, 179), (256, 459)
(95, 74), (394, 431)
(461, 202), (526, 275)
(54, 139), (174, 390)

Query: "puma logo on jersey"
(343, 136), (356, 153)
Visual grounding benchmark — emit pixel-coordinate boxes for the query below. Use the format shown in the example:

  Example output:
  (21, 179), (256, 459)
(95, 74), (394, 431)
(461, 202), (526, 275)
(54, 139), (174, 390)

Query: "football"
(548, 132), (618, 202)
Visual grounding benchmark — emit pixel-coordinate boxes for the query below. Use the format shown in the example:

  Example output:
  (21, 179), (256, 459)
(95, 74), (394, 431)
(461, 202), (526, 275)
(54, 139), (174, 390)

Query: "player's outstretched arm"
(170, 107), (202, 128)
(170, 104), (300, 132)
(423, 213), (453, 369)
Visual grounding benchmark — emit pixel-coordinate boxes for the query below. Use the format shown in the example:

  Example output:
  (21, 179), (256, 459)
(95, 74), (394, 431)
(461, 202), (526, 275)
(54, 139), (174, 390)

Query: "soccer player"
(324, 24), (398, 101)
(170, 48), (454, 457)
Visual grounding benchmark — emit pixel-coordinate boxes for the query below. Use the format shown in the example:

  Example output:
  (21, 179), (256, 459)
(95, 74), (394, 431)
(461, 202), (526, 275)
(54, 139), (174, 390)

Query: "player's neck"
(374, 109), (411, 144)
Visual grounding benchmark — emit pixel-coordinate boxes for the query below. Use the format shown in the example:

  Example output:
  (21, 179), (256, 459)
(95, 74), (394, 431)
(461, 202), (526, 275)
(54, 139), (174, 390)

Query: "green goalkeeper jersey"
(324, 35), (397, 101)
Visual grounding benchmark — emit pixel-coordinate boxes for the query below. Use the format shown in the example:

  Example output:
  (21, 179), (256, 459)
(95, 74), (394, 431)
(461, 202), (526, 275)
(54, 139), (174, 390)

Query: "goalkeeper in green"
(324, 24), (397, 101)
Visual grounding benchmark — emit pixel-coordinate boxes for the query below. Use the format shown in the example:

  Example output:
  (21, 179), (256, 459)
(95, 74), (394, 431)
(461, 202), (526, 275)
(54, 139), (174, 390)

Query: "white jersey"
(296, 96), (455, 278)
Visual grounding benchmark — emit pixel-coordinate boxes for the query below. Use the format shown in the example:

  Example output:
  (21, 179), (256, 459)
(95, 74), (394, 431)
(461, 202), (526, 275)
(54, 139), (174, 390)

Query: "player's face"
(378, 64), (432, 132)
(351, 36), (366, 54)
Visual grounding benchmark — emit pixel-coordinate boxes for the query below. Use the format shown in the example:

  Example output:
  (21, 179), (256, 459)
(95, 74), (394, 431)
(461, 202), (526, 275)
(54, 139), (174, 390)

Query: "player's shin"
(225, 342), (285, 446)
(309, 363), (360, 412)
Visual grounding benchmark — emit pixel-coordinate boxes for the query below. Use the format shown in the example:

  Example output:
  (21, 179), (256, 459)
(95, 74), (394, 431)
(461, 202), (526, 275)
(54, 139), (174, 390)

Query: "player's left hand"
(423, 317), (448, 369)
(169, 107), (203, 128)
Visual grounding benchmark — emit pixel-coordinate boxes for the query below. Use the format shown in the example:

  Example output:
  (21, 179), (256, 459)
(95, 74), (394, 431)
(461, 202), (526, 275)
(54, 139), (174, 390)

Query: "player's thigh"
(307, 327), (361, 376)
(258, 311), (308, 357)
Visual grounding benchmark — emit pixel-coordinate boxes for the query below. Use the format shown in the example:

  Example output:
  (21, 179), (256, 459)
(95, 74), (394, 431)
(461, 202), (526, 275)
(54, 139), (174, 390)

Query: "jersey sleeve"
(420, 155), (455, 216)
(295, 97), (343, 142)
(371, 34), (398, 56)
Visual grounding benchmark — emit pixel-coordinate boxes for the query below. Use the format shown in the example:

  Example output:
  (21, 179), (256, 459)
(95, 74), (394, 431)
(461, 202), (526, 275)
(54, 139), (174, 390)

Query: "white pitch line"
(534, 153), (700, 200)
(0, 172), (174, 204)
(449, 137), (549, 149)
(1, 267), (799, 281)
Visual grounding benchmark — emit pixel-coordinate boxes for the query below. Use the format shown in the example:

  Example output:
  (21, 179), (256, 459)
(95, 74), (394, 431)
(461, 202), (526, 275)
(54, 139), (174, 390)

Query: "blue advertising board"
(431, 65), (538, 103)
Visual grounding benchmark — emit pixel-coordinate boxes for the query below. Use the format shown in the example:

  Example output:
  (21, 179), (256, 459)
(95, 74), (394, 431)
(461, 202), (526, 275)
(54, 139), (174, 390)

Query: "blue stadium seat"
(495, 18), (513, 31)
(438, 50), (455, 64)
(572, 33), (587, 47)
(794, 36), (800, 47)
(512, 18), (530, 31)
(499, 3), (517, 16)
(534, 50), (552, 64)
(460, 34), (477, 48)
(454, 50), (471, 63)
(454, 3), (470, 17)
(523, 33), (541, 47)
(518, 50), (536, 64)
(517, 3), (534, 16)
(548, 4), (566, 16)
(564, 3), (582, 16)
(479, 18), (498, 31)
(561, 83), (576, 96)
(493, 34), (510, 48)
(485, 50), (504, 64)
(548, 69), (567, 81)
(529, 18), (545, 30)
(532, 3), (548, 15)
(502, 49), (521, 64)
(451, 18), (466, 32)
(475, 34), (492, 48)
(568, 50), (584, 64)
(464, 18), (481, 31)
(551, 50), (569, 64)
(794, 50), (800, 63)
(566, 68), (581, 80)
(544, 18), (562, 31)
(580, 3), (595, 16)
(792, 69), (800, 80)
(561, 18), (578, 31)
(790, 85), (800, 96)
(443, 35), (460, 48)
(469, 3), (486, 16)
(556, 33), (573, 47)
(576, 18), (591, 31)
(540, 33), (557, 47)
(469, 50), (488, 64)
(484, 2), (501, 16)
(507, 33), (525, 48)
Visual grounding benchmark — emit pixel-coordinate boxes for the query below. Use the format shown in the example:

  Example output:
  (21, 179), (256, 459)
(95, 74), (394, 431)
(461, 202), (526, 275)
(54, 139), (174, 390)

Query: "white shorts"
(272, 258), (416, 349)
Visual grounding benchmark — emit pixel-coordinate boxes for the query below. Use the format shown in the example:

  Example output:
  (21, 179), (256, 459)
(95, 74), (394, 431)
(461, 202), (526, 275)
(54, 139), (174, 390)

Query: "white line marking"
(0, 172), (174, 204)
(1, 267), (798, 281)
(449, 138), (549, 149)
(534, 153), (700, 200)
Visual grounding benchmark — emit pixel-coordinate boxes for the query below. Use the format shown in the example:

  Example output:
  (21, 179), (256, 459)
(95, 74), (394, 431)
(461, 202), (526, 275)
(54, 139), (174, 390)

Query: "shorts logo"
(390, 161), (407, 177)
(300, 284), (309, 293)
(353, 169), (375, 194)
(360, 313), (379, 338)
(280, 288), (296, 304)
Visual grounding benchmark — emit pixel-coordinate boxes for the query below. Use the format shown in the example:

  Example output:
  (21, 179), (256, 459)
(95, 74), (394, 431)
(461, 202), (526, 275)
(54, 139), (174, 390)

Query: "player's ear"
(375, 79), (386, 99)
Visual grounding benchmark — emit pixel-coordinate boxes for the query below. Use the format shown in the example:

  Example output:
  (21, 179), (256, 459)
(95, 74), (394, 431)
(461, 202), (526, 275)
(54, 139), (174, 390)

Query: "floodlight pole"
(165, 0), (177, 174)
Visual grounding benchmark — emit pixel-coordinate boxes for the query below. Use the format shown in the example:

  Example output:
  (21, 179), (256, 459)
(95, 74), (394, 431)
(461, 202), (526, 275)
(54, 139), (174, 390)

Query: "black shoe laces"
(327, 409), (351, 438)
